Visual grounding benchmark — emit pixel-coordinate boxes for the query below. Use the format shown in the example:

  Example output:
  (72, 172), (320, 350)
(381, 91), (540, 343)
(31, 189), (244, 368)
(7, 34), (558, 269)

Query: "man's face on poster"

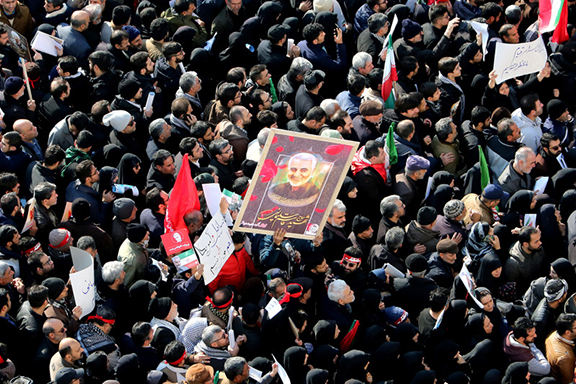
(288, 158), (313, 188)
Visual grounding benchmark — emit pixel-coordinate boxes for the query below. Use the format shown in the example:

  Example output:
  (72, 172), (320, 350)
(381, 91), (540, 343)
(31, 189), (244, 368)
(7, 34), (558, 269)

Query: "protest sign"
(234, 129), (358, 239)
(22, 198), (35, 233)
(493, 37), (547, 84)
(202, 183), (233, 225)
(69, 247), (95, 319)
(0, 23), (31, 61)
(469, 22), (488, 60)
(459, 264), (484, 307)
(194, 212), (234, 284)
(30, 30), (62, 57)
(171, 248), (199, 274)
(161, 229), (193, 256)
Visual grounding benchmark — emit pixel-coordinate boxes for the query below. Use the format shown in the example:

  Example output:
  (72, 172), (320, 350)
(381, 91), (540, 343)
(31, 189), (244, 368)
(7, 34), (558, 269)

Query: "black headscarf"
(501, 362), (529, 384)
(271, 101), (292, 128)
(431, 185), (455, 213)
(173, 26), (197, 65)
(370, 341), (401, 382)
(219, 32), (258, 73)
(284, 346), (309, 384)
(483, 369), (503, 384)
(538, 204), (566, 258)
(505, 190), (535, 214)
(94, 166), (117, 195)
(360, 325), (387, 353)
(560, 189), (576, 222)
(313, 320), (338, 344)
(551, 258), (576, 295)
(398, 351), (425, 384)
(334, 350), (371, 384)
(128, 280), (157, 322)
(306, 369), (330, 384)
(476, 253), (503, 296)
(337, 176), (358, 201)
(411, 370), (436, 384)
(308, 344), (339, 373)
(550, 169), (576, 202)
(117, 153), (143, 188)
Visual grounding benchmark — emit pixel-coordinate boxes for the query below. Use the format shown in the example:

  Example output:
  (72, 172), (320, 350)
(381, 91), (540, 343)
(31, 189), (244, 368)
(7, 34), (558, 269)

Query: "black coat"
(357, 29), (384, 67)
(354, 167), (388, 229)
(257, 40), (292, 84)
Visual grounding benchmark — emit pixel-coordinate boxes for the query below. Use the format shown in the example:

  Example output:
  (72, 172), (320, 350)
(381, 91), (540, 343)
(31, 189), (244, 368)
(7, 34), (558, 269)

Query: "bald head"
(71, 10), (90, 30)
(13, 119), (37, 142)
(184, 209), (204, 234)
(43, 318), (66, 342)
(59, 337), (84, 362)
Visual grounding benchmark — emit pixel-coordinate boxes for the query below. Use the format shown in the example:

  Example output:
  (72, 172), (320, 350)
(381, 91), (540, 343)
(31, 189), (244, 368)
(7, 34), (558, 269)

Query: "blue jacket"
(65, 180), (110, 225)
(354, 4), (374, 35)
(336, 91), (362, 120)
(56, 25), (91, 66)
(297, 40), (347, 72)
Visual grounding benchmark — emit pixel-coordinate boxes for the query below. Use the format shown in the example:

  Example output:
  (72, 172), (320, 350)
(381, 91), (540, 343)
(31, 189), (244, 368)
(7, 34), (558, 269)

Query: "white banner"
(459, 264), (484, 308)
(194, 212), (234, 284)
(69, 247), (95, 319)
(493, 37), (547, 84)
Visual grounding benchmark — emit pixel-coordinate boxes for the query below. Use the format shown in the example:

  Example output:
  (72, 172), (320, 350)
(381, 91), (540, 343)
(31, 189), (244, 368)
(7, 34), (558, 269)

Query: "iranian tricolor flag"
(539, 0), (569, 44)
(382, 16), (398, 109)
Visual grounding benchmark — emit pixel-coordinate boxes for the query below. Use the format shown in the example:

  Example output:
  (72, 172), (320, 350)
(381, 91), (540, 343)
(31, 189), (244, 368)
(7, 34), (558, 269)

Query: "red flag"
(164, 153), (201, 232)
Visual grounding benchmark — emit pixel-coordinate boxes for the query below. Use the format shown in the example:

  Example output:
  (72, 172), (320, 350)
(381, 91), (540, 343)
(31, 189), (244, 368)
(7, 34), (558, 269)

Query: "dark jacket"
(295, 85), (324, 120)
(65, 180), (110, 225)
(38, 95), (73, 133)
(89, 70), (122, 105)
(357, 28), (384, 66)
(257, 40), (292, 84)
(426, 252), (455, 288)
(393, 276), (438, 325)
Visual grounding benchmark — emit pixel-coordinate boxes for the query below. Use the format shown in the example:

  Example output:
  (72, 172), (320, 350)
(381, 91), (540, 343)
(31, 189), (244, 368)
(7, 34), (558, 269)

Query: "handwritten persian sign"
(69, 247), (95, 319)
(194, 212), (234, 284)
(233, 129), (358, 239)
(493, 37), (547, 84)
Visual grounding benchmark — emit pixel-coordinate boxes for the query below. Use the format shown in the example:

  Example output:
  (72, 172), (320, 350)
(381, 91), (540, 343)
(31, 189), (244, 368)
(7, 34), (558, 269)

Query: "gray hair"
(380, 194), (401, 216)
(290, 57), (313, 77)
(0, 261), (9, 277)
(34, 182), (57, 202)
(102, 261), (125, 285)
(149, 118), (167, 140)
(505, 5), (521, 23)
(515, 146), (535, 164)
(77, 236), (96, 251)
(352, 52), (372, 70)
(435, 117), (453, 141)
(330, 199), (346, 217)
(327, 279), (349, 302)
(202, 324), (224, 345)
(179, 71), (199, 93)
(320, 99), (339, 117)
(385, 227), (405, 250)
(224, 356), (247, 379)
(368, 13), (388, 33)
(289, 153), (318, 174)
(257, 128), (271, 147)
(82, 4), (102, 22)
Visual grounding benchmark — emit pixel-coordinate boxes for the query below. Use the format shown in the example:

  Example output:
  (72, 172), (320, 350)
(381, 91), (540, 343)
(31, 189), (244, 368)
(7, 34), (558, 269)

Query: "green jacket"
(160, 7), (208, 48)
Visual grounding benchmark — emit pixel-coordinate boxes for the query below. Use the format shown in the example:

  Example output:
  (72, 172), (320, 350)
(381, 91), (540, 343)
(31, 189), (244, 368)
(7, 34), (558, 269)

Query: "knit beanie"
(118, 78), (142, 100)
(547, 99), (568, 120)
(417, 206), (437, 226)
(103, 110), (132, 132)
(113, 198), (136, 220)
(4, 77), (23, 95)
(401, 19), (422, 39)
(127, 223), (147, 243)
(42, 277), (66, 300)
(443, 200), (465, 219)
(149, 297), (172, 319)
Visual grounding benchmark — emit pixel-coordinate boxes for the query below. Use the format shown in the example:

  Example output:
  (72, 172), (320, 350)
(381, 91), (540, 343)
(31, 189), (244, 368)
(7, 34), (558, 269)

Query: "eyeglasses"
(213, 332), (228, 342)
(56, 326), (66, 333)
(91, 169), (99, 177)
(42, 256), (52, 266)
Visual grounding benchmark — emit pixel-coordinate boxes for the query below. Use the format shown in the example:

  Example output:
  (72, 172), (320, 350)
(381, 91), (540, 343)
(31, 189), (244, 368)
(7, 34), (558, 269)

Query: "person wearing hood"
(503, 317), (550, 377)
(351, 140), (389, 229)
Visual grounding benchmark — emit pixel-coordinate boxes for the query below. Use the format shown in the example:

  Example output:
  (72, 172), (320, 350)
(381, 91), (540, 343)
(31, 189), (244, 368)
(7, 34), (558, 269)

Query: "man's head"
(249, 64), (272, 87)
(499, 23), (520, 43)
(547, 99), (570, 123)
(471, 106), (492, 130)
(184, 209), (204, 234)
(102, 261), (126, 287)
(29, 284), (49, 310)
(164, 42), (185, 64)
(226, 0), (242, 14)
(405, 155), (429, 179)
(43, 318), (67, 343)
(367, 13), (389, 36)
(3, 76), (24, 99)
(59, 337), (85, 363)
(541, 132), (562, 158)
(557, 313), (576, 340)
(365, 140), (386, 165)
(216, 82), (242, 109)
(367, 0), (387, 12)
(385, 227), (405, 251)
(88, 51), (114, 77)
(70, 10), (90, 31)
(380, 195), (405, 220)
(430, 4), (450, 26)
(1, 132), (21, 153)
(513, 147), (536, 175)
(401, 19), (423, 42)
(331, 110), (353, 135)
(436, 239), (458, 264)
(224, 356), (249, 384)
(0, 262), (14, 286)
(209, 139), (234, 165)
(130, 51), (154, 75)
(122, 25), (142, 49)
(327, 279), (355, 305)
(497, 118), (521, 142)
(50, 77), (70, 100)
(152, 150), (176, 176)
(149, 118), (172, 144)
(481, 184), (504, 207)
(405, 253), (428, 276)
(544, 278), (568, 304)
(180, 137), (203, 162)
(417, 206), (437, 228)
(359, 100), (383, 123)
(35, 182), (58, 209)
(512, 317), (536, 344)
(328, 199), (346, 228)
(438, 57), (461, 78)
(180, 71), (202, 96)
(190, 121), (215, 145)
(395, 94), (420, 118)
(203, 325), (229, 349)
(229, 105), (252, 127)
(352, 52), (374, 76)
(0, 225), (19, 249)
(303, 106), (327, 129)
(110, 30), (130, 51)
(28, 251), (55, 276)
(352, 215), (373, 240)
(518, 226), (541, 253)
(434, 117), (457, 143)
(150, 17), (169, 41)
(303, 23), (325, 45)
(186, 363), (215, 384)
(519, 94), (543, 118)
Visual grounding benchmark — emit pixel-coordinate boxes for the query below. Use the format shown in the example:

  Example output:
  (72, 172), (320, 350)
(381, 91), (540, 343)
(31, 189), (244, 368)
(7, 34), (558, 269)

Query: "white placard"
(533, 176), (549, 195)
(524, 213), (537, 227)
(194, 212), (234, 284)
(384, 263), (405, 278)
(459, 264), (484, 307)
(228, 329), (236, 349)
(469, 21), (489, 60)
(145, 92), (155, 112)
(69, 247), (95, 319)
(493, 37), (547, 84)
(272, 354), (291, 384)
(202, 183), (233, 225)
(265, 297), (282, 319)
(249, 367), (263, 381)
(30, 30), (62, 57)
(286, 38), (294, 57)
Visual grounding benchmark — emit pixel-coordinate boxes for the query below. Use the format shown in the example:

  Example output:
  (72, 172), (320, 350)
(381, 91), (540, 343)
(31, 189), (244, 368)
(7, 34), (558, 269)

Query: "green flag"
(269, 78), (278, 103)
(479, 145), (490, 190)
(386, 122), (398, 165)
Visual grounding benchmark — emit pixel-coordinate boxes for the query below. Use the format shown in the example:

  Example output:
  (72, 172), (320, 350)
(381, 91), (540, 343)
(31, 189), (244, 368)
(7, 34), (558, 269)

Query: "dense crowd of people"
(0, 0), (575, 382)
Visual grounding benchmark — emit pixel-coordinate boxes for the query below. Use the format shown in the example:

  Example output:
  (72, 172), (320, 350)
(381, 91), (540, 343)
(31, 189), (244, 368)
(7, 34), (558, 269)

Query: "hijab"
(128, 280), (157, 322)
(476, 253), (503, 296)
(308, 344), (338, 373)
(284, 346), (309, 384)
(337, 176), (358, 202)
(411, 370), (436, 384)
(550, 169), (576, 202)
(94, 166), (117, 195)
(538, 204), (563, 241)
(117, 153), (142, 187)
(560, 189), (576, 222)
(306, 369), (330, 384)
(398, 351), (425, 384)
(501, 362), (529, 384)
(271, 101), (292, 128)
(505, 190), (535, 214)
(313, 320), (338, 345)
(334, 350), (371, 384)
(431, 185), (455, 213)
(360, 325), (387, 353)
(464, 313), (489, 340)
(370, 341), (401, 382)
(483, 369), (503, 384)
(219, 32), (258, 73)
(463, 222), (493, 259)
(551, 258), (576, 295)
(173, 26), (196, 65)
